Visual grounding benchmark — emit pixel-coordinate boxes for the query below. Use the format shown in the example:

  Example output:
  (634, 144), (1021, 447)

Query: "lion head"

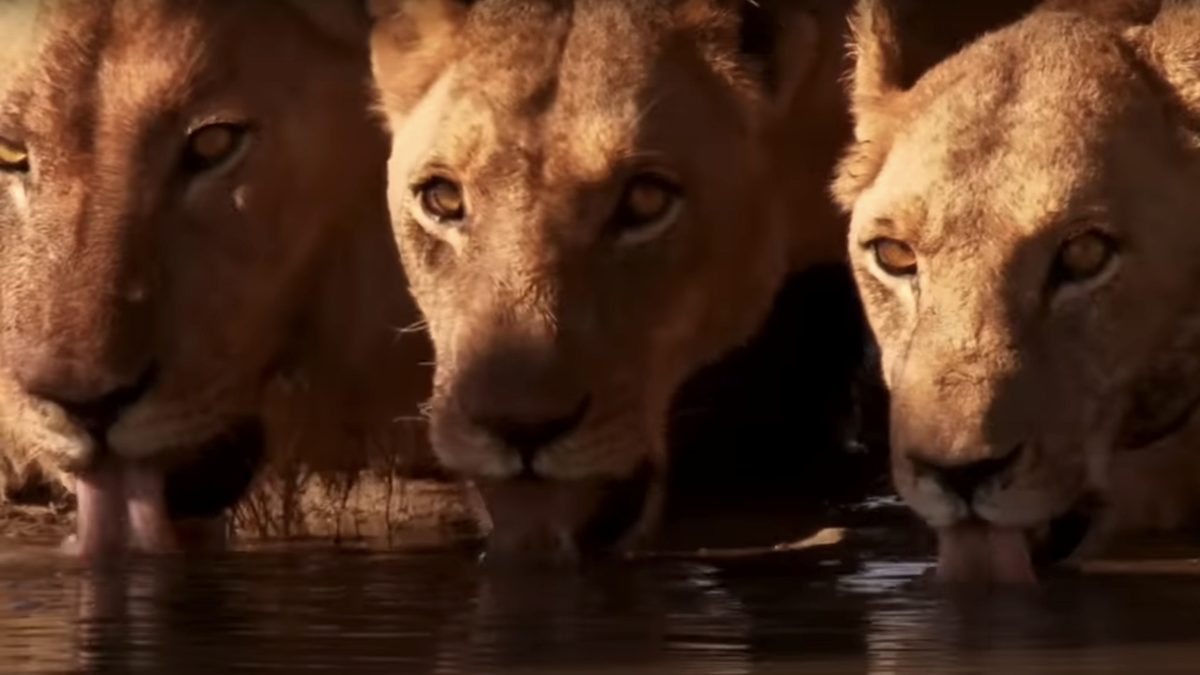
(834, 0), (1200, 582)
(368, 0), (842, 560)
(0, 0), (426, 555)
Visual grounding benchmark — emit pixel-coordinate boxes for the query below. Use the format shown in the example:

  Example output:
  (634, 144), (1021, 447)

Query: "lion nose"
(465, 395), (591, 463)
(17, 363), (157, 433)
(910, 445), (1023, 502)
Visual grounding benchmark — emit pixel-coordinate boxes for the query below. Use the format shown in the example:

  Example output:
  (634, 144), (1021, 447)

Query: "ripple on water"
(2, 540), (1200, 674)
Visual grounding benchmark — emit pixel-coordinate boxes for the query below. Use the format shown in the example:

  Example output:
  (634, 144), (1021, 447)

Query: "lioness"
(0, 0), (430, 559)
(367, 0), (857, 560)
(834, 0), (1200, 582)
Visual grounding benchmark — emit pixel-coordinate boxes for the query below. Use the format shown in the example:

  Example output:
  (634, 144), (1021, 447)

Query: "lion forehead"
(434, 2), (718, 182)
(867, 30), (1153, 246)
(1, 2), (215, 142)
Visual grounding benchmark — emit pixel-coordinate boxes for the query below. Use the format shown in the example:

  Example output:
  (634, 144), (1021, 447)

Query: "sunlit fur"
(368, 0), (853, 548)
(836, 0), (1200, 554)
(0, 0), (433, 504)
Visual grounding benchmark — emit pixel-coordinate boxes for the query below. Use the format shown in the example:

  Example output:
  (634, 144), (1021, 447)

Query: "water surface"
(4, 522), (1200, 674)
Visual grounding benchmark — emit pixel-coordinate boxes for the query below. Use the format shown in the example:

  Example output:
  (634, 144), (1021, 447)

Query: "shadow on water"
(6, 528), (1200, 674)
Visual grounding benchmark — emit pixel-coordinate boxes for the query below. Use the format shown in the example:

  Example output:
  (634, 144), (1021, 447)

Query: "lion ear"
(674, 0), (823, 120)
(735, 1), (822, 119)
(1123, 1), (1200, 114)
(830, 0), (918, 212)
(368, 0), (470, 119)
(833, 0), (1045, 211)
(847, 0), (1044, 121)
(846, 0), (906, 112)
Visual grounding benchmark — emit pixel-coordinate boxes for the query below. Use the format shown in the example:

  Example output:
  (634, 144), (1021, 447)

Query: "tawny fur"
(0, 0), (436, 505)
(367, 0), (853, 541)
(835, 0), (1200, 555)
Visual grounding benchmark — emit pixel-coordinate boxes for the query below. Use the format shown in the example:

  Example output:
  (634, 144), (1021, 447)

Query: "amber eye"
(182, 123), (248, 173)
(871, 238), (918, 276)
(0, 138), (29, 172)
(611, 174), (682, 244)
(1053, 230), (1117, 285)
(416, 177), (466, 224)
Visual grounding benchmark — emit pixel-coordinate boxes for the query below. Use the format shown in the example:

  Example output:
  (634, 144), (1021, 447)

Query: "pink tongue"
(476, 480), (607, 562)
(123, 464), (178, 553)
(70, 462), (178, 562)
(73, 465), (128, 560)
(936, 522), (1037, 585)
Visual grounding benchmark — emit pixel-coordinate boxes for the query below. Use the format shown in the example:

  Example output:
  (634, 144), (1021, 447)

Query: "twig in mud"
(627, 527), (846, 561)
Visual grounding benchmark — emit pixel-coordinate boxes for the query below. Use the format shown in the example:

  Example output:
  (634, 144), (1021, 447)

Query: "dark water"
(5, 526), (1200, 675)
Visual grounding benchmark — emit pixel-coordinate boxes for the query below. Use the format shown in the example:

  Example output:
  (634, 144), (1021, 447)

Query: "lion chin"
(60, 417), (265, 560)
(432, 419), (660, 563)
(898, 454), (1105, 585)
(929, 503), (1099, 586)
(471, 461), (657, 564)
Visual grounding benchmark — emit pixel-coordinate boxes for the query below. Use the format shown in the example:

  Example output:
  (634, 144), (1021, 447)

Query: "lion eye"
(416, 177), (466, 224)
(871, 238), (918, 276)
(1053, 230), (1117, 284)
(183, 123), (248, 173)
(611, 174), (682, 244)
(0, 138), (29, 172)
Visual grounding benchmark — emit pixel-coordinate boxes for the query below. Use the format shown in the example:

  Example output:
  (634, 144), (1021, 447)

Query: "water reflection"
(863, 571), (1200, 674)
(433, 561), (757, 674)
(6, 541), (1200, 674)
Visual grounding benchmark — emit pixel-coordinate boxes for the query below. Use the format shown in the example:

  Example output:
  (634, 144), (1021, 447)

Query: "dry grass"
(0, 471), (480, 549)
(0, 502), (73, 544)
(231, 469), (478, 545)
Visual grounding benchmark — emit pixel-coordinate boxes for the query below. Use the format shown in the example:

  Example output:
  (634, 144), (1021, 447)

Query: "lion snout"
(444, 345), (591, 474)
(904, 444), (1024, 506)
(10, 353), (157, 439)
(459, 393), (591, 469)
